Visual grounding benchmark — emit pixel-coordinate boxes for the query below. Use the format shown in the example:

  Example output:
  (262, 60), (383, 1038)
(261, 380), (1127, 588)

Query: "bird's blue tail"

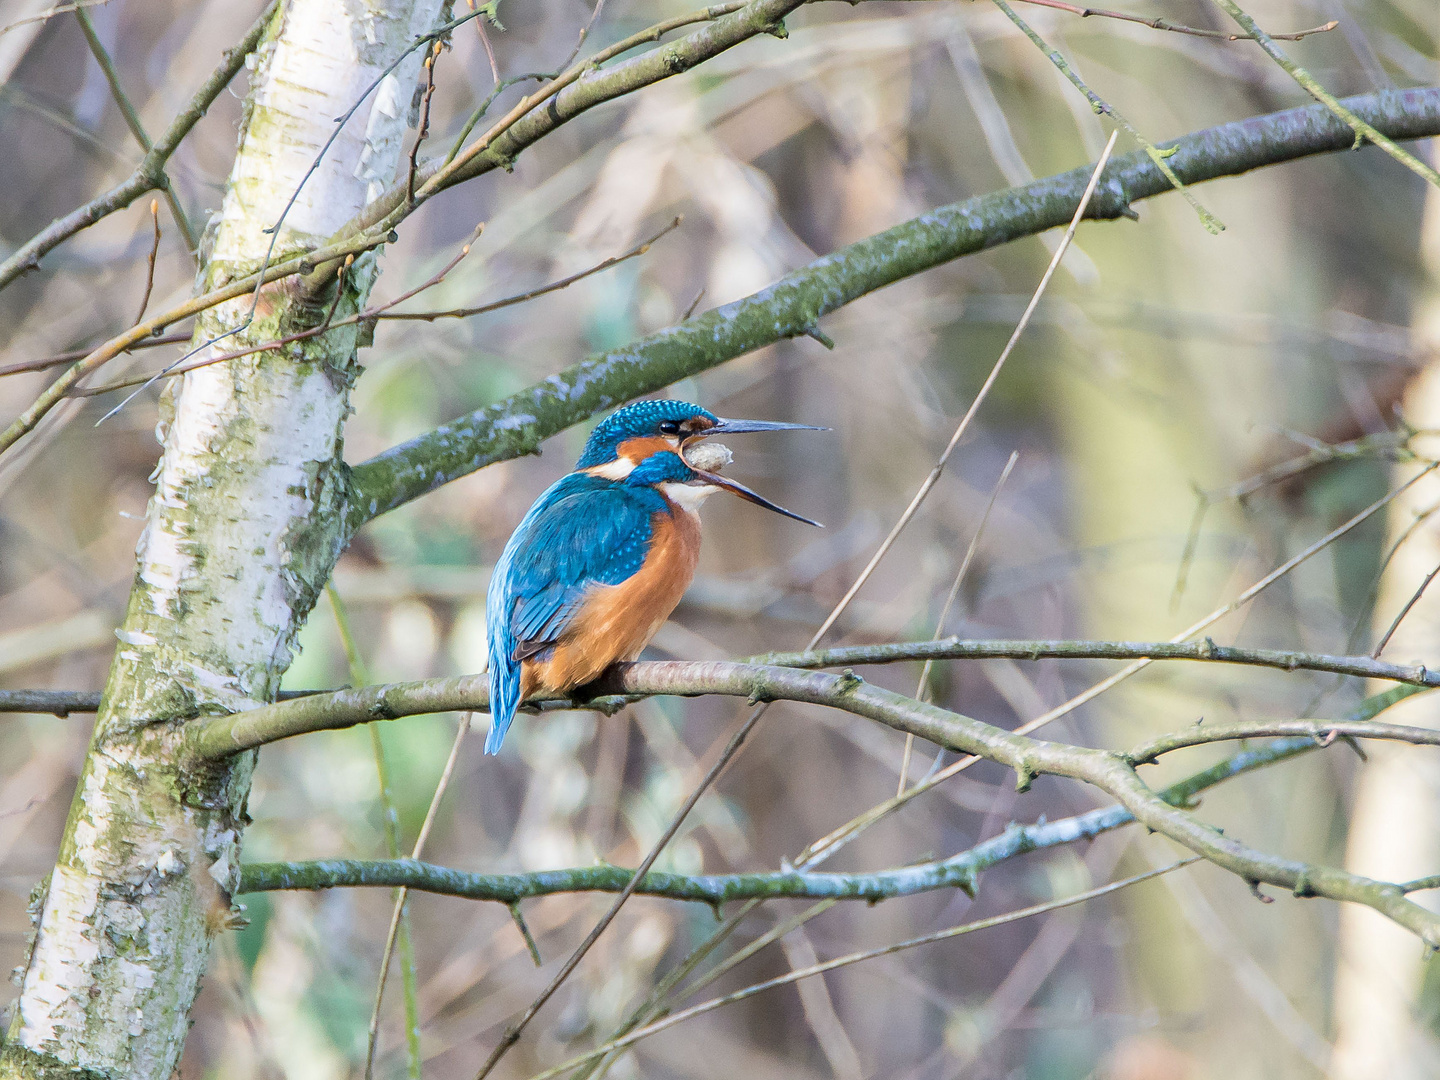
(486, 556), (522, 755)
(486, 665), (520, 754)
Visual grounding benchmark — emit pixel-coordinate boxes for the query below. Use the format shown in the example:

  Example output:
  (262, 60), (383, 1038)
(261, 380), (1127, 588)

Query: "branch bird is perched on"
(485, 399), (823, 753)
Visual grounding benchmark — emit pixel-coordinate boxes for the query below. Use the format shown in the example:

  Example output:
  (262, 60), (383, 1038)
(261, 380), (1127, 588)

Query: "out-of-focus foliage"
(1, 0), (1438, 1077)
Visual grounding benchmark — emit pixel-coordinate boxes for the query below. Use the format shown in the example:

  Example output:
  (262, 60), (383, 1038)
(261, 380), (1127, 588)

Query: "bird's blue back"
(485, 471), (671, 753)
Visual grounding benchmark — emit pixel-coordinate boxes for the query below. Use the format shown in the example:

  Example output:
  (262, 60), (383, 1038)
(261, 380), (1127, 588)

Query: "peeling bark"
(0, 2), (447, 1077)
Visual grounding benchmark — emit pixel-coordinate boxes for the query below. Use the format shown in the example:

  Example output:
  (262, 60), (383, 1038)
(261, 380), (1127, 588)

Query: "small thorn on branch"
(510, 903), (543, 966)
(681, 287), (706, 321)
(803, 326), (835, 349)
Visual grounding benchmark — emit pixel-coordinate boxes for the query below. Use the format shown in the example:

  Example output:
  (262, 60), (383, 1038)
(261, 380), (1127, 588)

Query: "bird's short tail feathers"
(486, 632), (522, 754)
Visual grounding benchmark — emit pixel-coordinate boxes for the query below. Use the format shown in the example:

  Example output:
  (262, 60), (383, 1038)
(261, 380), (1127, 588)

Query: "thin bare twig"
(0, 333), (190, 381)
(992, 0), (1224, 234)
(364, 715), (470, 1080)
(681, 288), (707, 321)
(524, 863), (1196, 1080)
(1172, 425), (1424, 609)
(373, 217), (681, 323)
(1010, 461), (1440, 742)
(75, 3), (199, 256)
(74, 255), (357, 399)
(816, 130), (1120, 648)
(407, 43), (443, 206)
(75, 220), (677, 396)
(0, 0), (110, 38)
(1211, 0), (1440, 190)
(0, 0), (267, 290)
(786, 472), (1440, 874)
(1013, 0), (1337, 42)
(133, 199), (161, 327)
(898, 451), (1018, 795)
(469, 132), (1120, 1080)
(19, 633), (1440, 719)
(117, 4), (495, 431)
(1373, 558), (1440, 659)
(465, 0), (501, 85)
(324, 582), (426, 1080)
(560, 0), (611, 73)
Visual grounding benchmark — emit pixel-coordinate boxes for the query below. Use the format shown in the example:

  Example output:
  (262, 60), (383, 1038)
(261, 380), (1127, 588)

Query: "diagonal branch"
(0, 0), (277, 292)
(74, 4), (199, 255)
(346, 88), (1440, 526)
(303, 0), (784, 289)
(1210, 0), (1440, 189)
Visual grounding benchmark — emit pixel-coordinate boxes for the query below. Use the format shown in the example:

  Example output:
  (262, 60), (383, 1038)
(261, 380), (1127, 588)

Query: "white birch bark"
(1330, 174), (1440, 1079)
(0, 2), (446, 1077)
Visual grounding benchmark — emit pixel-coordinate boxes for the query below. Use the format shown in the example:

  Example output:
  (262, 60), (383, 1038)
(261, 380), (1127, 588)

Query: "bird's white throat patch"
(658, 482), (720, 514)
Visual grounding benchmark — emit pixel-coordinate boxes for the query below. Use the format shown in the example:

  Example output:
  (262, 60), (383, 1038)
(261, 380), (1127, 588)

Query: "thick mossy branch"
(237, 733), (1320, 905)
(347, 88), (1440, 522)
(189, 660), (1440, 944)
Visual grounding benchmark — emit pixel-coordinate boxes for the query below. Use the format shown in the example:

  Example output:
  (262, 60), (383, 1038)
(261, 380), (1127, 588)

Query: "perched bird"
(485, 399), (822, 753)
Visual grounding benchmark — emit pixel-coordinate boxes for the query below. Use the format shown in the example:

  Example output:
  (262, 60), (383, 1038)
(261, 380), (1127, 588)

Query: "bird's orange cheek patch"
(616, 436), (677, 463)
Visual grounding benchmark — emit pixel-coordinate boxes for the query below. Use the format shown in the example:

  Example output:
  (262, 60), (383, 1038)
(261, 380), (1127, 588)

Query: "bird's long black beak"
(691, 469), (823, 527)
(706, 417), (829, 436)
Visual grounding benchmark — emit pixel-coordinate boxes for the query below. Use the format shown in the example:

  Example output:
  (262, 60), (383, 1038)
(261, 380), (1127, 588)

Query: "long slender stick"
(133, 199), (161, 326)
(469, 130), (1120, 1080)
(815, 132), (1119, 649)
(1011, 461), (1440, 742)
(74, 220), (677, 397)
(898, 451), (1018, 794)
(327, 585), (425, 1080)
(1013, 0), (1336, 42)
(364, 715), (470, 1080)
(524, 863), (1196, 1080)
(21, 631), (1440, 721)
(1372, 558), (1440, 658)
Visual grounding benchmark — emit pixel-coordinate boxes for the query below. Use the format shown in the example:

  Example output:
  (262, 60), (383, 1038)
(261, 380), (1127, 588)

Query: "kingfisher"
(484, 399), (822, 753)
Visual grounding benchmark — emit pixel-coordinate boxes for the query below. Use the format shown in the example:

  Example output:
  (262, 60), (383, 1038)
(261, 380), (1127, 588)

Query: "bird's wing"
(503, 481), (663, 658)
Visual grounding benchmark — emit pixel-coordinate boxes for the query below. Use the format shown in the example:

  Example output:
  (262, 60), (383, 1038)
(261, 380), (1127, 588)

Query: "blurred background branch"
(5, 0), (1440, 1076)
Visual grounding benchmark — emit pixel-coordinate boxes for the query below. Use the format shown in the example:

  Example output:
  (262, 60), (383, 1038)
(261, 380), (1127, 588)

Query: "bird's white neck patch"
(658, 482), (720, 514)
(585, 457), (636, 481)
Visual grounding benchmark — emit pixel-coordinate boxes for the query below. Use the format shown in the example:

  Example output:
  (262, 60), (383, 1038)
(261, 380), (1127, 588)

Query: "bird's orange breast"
(521, 503), (700, 699)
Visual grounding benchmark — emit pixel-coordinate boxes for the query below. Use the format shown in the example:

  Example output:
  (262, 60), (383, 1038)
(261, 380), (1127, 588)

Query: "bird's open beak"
(690, 469), (823, 527)
(704, 417), (829, 436)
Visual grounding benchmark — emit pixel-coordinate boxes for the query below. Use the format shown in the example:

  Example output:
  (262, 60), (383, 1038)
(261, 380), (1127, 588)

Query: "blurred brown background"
(2, 0), (1439, 1077)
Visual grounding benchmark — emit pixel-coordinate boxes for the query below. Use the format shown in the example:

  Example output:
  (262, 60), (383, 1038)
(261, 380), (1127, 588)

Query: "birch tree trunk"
(1330, 168), (1440, 1079)
(0, 2), (447, 1077)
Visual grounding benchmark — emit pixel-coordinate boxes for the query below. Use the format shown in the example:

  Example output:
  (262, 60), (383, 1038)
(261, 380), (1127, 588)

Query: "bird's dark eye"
(658, 420), (680, 435)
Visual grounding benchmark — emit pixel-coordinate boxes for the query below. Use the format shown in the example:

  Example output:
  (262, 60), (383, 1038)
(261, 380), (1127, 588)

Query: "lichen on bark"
(0, 2), (448, 1077)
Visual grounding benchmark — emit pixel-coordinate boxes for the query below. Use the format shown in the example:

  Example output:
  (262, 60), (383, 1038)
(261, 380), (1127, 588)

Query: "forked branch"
(185, 659), (1440, 945)
(0, 0), (277, 292)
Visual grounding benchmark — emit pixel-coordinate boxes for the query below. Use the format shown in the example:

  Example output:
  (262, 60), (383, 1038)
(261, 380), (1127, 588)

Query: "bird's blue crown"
(575, 400), (718, 468)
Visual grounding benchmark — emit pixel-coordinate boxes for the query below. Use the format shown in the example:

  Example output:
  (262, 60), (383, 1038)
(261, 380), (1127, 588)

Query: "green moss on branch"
(233, 733), (1333, 906)
(348, 88), (1440, 522)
